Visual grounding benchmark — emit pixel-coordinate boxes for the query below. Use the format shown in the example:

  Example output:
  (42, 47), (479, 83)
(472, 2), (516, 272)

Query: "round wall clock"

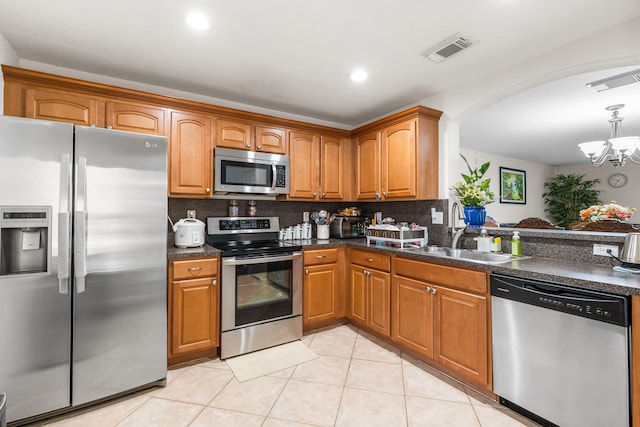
(608, 173), (628, 188)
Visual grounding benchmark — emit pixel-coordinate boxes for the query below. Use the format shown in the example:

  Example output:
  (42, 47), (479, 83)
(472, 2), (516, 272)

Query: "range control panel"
(207, 216), (280, 235)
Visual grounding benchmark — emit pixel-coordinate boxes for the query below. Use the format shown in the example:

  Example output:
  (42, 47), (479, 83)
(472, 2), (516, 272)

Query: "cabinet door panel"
(169, 111), (213, 197)
(25, 88), (100, 126)
(289, 131), (319, 199)
(368, 269), (391, 337)
(356, 132), (380, 199)
(217, 120), (251, 150)
(382, 119), (416, 198)
(256, 126), (287, 153)
(319, 135), (344, 199)
(304, 264), (337, 325)
(349, 266), (367, 325)
(105, 101), (165, 135)
(171, 277), (218, 355)
(392, 276), (434, 358)
(435, 286), (488, 386)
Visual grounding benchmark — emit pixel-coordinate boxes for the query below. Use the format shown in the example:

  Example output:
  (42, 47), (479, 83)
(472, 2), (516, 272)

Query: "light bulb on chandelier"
(578, 104), (640, 167)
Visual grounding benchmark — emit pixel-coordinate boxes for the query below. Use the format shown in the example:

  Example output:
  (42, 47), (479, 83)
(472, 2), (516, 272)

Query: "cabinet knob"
(431, 287), (437, 294)
(366, 258), (374, 262)
(375, 193), (381, 200)
(382, 191), (386, 197)
(188, 267), (202, 271)
(313, 192), (317, 196)
(257, 144), (262, 149)
(212, 279), (217, 286)
(322, 192), (326, 197)
(316, 255), (326, 259)
(305, 268), (309, 274)
(246, 142), (251, 148)
(425, 286), (431, 293)
(106, 125), (113, 130)
(205, 187), (211, 193)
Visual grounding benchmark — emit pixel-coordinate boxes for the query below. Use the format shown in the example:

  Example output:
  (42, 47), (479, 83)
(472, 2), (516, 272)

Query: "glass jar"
(229, 200), (239, 217)
(247, 200), (257, 217)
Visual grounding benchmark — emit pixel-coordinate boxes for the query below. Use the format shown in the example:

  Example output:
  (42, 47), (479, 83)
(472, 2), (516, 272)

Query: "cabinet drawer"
(393, 257), (487, 294)
(351, 249), (390, 272)
(304, 248), (338, 266)
(172, 258), (218, 280)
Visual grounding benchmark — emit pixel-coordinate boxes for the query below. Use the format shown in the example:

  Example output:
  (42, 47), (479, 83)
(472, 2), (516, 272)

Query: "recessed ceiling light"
(350, 69), (368, 82)
(186, 12), (210, 31)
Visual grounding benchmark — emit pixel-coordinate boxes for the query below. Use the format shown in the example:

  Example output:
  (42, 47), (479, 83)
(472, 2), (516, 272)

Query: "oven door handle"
(223, 252), (302, 266)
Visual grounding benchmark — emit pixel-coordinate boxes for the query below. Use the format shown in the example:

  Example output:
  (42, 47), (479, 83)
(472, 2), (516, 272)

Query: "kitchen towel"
(226, 340), (318, 382)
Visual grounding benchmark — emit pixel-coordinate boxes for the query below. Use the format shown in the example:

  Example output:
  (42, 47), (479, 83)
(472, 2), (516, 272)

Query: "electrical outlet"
(593, 244), (618, 257)
(187, 210), (196, 219)
(303, 211), (310, 222)
(432, 211), (443, 224)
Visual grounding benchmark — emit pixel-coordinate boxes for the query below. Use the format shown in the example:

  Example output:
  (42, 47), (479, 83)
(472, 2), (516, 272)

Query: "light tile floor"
(29, 324), (540, 427)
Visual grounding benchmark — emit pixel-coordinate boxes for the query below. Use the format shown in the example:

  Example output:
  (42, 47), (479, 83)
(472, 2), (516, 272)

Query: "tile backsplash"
(169, 198), (449, 245)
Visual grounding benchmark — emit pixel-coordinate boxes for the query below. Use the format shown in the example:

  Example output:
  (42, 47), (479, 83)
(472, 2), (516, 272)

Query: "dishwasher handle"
(491, 274), (629, 327)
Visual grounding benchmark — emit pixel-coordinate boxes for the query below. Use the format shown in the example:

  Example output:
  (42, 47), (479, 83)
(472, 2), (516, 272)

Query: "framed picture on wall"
(500, 167), (526, 204)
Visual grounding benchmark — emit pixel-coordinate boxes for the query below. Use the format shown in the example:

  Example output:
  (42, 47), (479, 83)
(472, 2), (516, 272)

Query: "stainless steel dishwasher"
(491, 274), (630, 427)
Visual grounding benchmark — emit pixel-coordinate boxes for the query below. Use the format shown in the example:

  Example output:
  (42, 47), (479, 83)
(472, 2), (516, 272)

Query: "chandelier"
(578, 104), (640, 167)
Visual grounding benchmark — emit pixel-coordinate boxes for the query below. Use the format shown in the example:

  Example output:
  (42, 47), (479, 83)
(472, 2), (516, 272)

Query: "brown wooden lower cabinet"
(303, 248), (345, 330)
(168, 257), (219, 365)
(348, 249), (391, 337)
(392, 256), (490, 389)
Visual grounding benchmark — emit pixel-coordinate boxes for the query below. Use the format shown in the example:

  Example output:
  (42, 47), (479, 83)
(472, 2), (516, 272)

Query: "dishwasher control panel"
(491, 274), (629, 326)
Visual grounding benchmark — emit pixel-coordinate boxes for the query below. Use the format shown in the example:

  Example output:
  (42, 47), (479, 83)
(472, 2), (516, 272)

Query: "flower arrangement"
(579, 202), (635, 222)
(451, 154), (495, 207)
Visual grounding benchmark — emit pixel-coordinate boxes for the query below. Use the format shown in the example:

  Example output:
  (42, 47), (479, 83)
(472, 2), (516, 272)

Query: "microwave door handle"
(271, 163), (277, 190)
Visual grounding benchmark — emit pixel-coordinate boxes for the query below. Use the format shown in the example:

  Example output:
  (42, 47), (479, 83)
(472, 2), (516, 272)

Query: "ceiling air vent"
(422, 32), (478, 63)
(586, 68), (640, 92)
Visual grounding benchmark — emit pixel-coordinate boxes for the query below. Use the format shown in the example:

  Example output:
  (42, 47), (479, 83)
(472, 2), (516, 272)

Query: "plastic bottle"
(229, 200), (239, 217)
(511, 231), (522, 256)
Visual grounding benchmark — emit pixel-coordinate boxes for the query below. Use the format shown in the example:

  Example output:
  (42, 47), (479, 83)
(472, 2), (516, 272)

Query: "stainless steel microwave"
(214, 147), (290, 195)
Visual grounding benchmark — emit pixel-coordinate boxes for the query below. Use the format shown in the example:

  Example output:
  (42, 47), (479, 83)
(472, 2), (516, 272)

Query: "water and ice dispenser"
(0, 206), (51, 276)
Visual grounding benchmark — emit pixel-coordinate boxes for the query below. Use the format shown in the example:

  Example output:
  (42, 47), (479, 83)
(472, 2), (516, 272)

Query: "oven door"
(221, 251), (302, 332)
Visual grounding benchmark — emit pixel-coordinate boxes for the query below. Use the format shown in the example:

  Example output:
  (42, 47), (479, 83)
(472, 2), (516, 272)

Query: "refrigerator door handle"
(57, 154), (71, 294)
(74, 156), (88, 293)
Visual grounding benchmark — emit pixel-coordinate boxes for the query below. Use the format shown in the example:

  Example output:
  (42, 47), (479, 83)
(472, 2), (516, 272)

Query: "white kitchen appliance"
(172, 218), (205, 248)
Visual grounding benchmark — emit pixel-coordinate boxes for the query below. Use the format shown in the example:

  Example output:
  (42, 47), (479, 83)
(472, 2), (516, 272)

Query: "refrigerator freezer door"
(72, 126), (168, 405)
(0, 116), (73, 422)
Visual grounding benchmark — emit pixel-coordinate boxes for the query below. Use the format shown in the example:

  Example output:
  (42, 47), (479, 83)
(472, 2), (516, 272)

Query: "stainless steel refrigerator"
(0, 115), (168, 424)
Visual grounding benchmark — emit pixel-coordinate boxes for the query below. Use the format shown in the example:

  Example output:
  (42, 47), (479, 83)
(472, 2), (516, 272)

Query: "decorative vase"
(463, 206), (486, 228)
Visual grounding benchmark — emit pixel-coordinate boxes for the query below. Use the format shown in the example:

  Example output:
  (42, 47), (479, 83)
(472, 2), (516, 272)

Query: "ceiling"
(461, 65), (640, 166)
(0, 0), (639, 165)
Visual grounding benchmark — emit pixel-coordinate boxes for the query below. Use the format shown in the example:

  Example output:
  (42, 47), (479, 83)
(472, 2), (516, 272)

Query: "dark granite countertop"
(167, 238), (640, 296)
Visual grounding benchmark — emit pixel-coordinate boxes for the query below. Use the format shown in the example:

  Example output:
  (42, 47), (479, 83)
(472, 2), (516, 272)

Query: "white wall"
(458, 148), (553, 224)
(0, 31), (19, 114)
(420, 17), (640, 213)
(552, 162), (640, 215)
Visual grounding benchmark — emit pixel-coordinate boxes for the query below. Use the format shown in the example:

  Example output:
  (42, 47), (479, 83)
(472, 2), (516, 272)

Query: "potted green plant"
(451, 154), (495, 227)
(542, 173), (601, 229)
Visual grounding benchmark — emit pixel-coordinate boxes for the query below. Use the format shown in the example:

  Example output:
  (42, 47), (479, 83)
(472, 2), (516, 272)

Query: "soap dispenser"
(511, 231), (522, 256)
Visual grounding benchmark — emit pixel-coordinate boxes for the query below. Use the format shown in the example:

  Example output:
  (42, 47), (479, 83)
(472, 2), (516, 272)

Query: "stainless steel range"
(207, 217), (302, 359)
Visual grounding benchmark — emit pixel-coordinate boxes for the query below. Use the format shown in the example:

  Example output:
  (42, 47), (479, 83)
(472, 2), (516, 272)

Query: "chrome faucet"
(451, 200), (466, 249)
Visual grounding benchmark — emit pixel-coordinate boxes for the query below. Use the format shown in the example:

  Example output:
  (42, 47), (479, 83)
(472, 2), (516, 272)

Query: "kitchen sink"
(407, 246), (529, 265)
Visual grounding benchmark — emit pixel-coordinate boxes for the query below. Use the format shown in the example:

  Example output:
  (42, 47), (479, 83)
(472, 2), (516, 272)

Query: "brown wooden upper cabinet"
(105, 101), (166, 135)
(288, 131), (347, 200)
(24, 87), (103, 127)
(353, 107), (441, 201)
(216, 119), (287, 154)
(168, 110), (214, 198)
